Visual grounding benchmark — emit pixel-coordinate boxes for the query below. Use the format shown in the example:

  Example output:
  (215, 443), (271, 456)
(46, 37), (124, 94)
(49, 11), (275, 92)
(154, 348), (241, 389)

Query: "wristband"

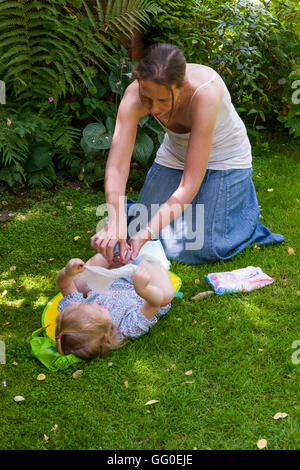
(145, 225), (157, 240)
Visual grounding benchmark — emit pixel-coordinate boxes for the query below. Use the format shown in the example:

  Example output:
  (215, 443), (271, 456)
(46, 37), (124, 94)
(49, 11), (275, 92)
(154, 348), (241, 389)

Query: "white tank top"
(154, 70), (252, 170)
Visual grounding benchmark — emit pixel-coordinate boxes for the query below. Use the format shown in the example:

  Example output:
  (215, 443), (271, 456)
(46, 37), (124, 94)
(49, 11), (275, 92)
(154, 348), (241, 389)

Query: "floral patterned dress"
(57, 278), (171, 339)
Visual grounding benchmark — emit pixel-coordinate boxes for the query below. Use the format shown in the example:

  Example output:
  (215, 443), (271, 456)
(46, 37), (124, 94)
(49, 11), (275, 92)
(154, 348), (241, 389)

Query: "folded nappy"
(74, 240), (170, 295)
(139, 240), (170, 271)
(75, 263), (138, 294)
(206, 266), (274, 295)
(113, 240), (170, 272)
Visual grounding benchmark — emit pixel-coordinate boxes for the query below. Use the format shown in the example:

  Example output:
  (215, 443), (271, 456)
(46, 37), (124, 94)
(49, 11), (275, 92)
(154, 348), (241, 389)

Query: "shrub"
(146, 0), (300, 137)
(0, 0), (163, 187)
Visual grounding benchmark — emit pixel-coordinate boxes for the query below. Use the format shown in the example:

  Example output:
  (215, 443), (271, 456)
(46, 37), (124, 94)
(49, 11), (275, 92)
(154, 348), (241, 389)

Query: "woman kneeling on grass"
(55, 254), (174, 360)
(91, 43), (283, 265)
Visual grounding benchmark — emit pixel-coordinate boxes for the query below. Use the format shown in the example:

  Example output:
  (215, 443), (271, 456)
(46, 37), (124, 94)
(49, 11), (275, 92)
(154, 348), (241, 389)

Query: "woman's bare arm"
(91, 81), (147, 261)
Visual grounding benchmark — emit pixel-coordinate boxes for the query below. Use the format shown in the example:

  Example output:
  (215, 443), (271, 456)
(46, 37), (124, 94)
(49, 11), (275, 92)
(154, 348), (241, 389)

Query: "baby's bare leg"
(85, 253), (111, 269)
(137, 259), (174, 306)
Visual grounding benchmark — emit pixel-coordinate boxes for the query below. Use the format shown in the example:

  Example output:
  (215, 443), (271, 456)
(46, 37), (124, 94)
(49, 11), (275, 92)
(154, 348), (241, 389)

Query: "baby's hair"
(55, 303), (124, 360)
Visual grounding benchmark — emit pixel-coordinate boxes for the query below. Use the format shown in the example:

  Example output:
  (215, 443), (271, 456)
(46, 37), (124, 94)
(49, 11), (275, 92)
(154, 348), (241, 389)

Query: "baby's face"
(89, 302), (112, 322)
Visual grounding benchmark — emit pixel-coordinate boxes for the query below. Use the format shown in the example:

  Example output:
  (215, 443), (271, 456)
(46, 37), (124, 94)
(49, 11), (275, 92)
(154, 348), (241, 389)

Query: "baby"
(55, 252), (174, 360)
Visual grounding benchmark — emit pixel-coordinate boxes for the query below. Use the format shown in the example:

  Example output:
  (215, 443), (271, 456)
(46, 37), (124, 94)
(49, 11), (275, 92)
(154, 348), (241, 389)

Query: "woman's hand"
(65, 258), (86, 277)
(128, 228), (151, 260)
(90, 222), (130, 263)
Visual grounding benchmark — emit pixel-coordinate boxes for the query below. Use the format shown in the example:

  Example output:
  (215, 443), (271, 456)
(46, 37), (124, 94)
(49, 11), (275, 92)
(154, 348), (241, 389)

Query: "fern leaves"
(83, 0), (163, 39)
(0, 1), (107, 104)
(0, 0), (162, 105)
(0, 0), (162, 186)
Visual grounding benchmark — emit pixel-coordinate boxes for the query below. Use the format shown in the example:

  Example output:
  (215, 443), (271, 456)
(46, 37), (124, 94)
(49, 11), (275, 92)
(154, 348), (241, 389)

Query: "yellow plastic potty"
(42, 271), (182, 341)
(42, 292), (63, 341)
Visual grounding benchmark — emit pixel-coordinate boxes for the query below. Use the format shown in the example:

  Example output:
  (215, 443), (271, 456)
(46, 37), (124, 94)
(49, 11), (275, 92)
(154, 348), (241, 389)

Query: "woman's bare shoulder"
(123, 79), (139, 99)
(121, 80), (148, 117)
(186, 63), (224, 103)
(186, 63), (217, 82)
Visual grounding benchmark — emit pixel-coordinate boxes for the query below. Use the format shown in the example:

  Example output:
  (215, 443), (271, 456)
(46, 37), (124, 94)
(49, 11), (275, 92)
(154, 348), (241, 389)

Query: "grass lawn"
(0, 132), (299, 450)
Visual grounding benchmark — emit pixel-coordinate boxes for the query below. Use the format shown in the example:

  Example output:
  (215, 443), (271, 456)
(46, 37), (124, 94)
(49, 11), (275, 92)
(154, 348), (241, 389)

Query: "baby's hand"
(65, 258), (85, 277)
(132, 265), (151, 292)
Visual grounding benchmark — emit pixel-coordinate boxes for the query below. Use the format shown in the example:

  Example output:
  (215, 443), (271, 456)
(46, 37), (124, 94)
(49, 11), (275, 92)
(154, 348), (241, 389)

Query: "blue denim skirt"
(127, 162), (284, 265)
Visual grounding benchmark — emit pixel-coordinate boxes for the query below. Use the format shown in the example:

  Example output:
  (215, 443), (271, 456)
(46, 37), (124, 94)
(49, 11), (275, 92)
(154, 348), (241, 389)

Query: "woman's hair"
(133, 43), (186, 119)
(133, 43), (186, 87)
(55, 303), (124, 360)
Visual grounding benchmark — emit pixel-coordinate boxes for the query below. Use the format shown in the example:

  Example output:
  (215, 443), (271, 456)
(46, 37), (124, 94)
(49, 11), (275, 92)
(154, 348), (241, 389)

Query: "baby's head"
(55, 302), (124, 360)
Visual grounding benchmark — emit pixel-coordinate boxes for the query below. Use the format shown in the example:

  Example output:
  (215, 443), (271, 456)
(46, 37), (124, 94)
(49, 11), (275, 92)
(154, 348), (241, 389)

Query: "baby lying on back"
(55, 252), (174, 360)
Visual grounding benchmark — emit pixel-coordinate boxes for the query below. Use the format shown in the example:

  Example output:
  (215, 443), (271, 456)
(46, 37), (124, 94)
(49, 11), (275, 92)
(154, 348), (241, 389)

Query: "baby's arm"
(58, 252), (133, 297)
(56, 258), (85, 296)
(132, 260), (174, 320)
(62, 253), (125, 296)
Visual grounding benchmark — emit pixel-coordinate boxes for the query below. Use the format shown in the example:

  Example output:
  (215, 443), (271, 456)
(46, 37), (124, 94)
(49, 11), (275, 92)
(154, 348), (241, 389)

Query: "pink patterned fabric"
(58, 278), (170, 339)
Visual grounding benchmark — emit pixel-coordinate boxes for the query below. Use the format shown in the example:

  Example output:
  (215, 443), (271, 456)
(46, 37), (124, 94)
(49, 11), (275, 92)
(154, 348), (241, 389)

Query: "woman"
(91, 43), (283, 264)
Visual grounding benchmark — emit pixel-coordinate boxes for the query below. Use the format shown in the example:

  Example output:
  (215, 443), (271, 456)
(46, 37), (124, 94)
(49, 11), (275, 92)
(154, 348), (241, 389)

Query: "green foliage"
(80, 115), (156, 168)
(78, 57), (165, 172)
(0, 0), (163, 187)
(81, 122), (111, 155)
(0, 103), (83, 187)
(147, 0), (299, 138)
(0, 0), (106, 104)
(276, 69), (300, 138)
(83, 0), (163, 39)
(0, 0), (162, 105)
